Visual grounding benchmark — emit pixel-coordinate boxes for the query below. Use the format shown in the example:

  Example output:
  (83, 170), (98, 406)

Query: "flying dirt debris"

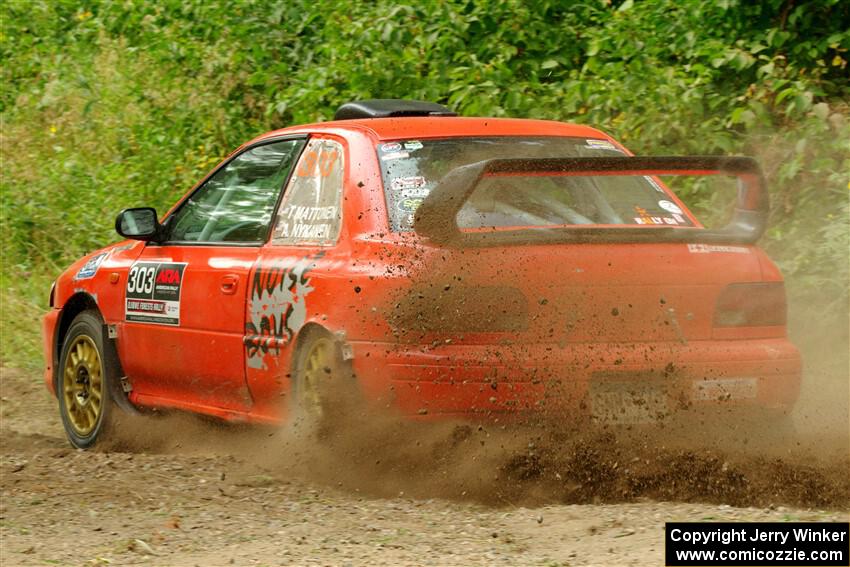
(2, 364), (849, 565)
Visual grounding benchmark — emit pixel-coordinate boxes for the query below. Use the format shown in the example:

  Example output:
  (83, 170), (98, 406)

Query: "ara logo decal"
(156, 268), (182, 284)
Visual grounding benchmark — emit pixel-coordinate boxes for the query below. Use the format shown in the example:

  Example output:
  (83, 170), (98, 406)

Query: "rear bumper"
(42, 308), (60, 397)
(350, 338), (801, 419)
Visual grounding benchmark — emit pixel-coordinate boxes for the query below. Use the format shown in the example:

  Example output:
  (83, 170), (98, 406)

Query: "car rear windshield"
(376, 137), (695, 232)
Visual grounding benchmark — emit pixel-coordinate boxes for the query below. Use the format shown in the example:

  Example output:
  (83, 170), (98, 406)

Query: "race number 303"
(125, 262), (187, 326)
(127, 264), (156, 295)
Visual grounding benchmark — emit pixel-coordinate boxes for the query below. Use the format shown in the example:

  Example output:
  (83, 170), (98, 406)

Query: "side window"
(167, 139), (305, 243)
(271, 139), (343, 246)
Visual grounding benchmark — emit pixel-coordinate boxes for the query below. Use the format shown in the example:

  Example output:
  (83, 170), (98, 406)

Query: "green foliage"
(1, 0), (848, 367)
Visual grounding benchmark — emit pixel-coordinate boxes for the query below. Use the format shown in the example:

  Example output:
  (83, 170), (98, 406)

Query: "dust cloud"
(106, 354), (849, 511)
(100, 261), (848, 511)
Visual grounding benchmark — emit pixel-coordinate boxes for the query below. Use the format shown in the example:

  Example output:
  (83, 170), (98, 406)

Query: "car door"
(120, 137), (306, 412)
(243, 137), (347, 418)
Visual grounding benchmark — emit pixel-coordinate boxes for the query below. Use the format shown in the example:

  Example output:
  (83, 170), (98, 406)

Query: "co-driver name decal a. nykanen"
(125, 262), (187, 326)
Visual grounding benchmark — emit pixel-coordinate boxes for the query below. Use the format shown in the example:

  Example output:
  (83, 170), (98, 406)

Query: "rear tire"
(290, 328), (357, 438)
(57, 310), (125, 449)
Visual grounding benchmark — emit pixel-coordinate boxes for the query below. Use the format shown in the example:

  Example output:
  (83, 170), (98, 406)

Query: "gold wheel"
(61, 335), (104, 436)
(299, 337), (336, 422)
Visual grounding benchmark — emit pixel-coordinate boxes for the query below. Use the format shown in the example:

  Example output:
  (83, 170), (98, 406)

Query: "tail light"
(714, 282), (786, 327)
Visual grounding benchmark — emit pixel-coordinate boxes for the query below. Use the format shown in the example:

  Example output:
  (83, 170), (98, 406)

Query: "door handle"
(220, 274), (239, 295)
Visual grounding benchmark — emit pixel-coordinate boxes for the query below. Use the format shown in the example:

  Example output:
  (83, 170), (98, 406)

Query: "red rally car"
(42, 100), (801, 448)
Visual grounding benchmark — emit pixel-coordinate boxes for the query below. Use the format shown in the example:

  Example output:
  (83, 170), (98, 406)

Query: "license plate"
(692, 377), (757, 401)
(590, 381), (669, 425)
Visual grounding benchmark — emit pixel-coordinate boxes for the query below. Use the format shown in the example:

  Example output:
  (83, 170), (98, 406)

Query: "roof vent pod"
(334, 99), (457, 120)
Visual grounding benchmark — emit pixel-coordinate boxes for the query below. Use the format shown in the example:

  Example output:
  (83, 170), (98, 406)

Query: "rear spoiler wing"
(413, 156), (768, 247)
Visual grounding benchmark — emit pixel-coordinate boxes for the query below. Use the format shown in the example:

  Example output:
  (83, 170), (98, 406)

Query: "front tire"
(57, 310), (123, 449)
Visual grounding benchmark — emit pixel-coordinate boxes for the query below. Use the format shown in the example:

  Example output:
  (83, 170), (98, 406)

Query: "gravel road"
(2, 366), (847, 566)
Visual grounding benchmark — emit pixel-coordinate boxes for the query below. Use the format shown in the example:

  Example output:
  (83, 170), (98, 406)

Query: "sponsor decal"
(658, 199), (683, 214)
(585, 139), (616, 150)
(75, 252), (108, 280)
(687, 244), (750, 254)
(390, 175), (426, 191)
(634, 205), (680, 225)
(585, 139), (623, 152)
(397, 197), (424, 213)
(125, 262), (187, 325)
(381, 142), (402, 153)
(125, 299), (166, 314)
(644, 176), (665, 193)
(381, 151), (409, 161)
(634, 206), (653, 224)
(245, 253), (323, 370)
(403, 140), (423, 151)
(400, 187), (430, 198)
(634, 216), (679, 225)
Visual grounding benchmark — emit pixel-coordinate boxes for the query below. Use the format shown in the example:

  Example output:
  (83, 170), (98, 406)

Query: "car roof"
(252, 117), (613, 144)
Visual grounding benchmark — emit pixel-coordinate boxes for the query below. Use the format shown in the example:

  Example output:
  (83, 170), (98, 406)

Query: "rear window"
(376, 137), (694, 232)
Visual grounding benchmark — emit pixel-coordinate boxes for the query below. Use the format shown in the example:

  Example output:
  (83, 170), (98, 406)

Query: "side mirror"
(115, 207), (163, 242)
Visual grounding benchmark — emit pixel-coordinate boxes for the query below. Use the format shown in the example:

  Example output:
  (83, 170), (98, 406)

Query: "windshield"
(376, 137), (695, 232)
